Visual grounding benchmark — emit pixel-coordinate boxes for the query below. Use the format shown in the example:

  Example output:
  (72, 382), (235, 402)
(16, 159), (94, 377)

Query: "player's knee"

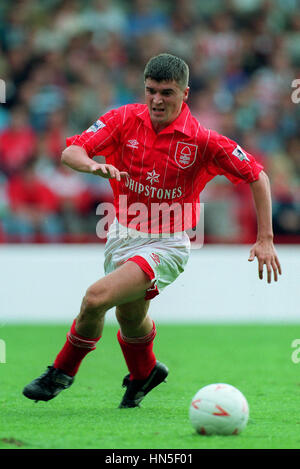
(82, 286), (112, 316)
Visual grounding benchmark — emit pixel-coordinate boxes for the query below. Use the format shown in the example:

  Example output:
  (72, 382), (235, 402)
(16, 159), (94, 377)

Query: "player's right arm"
(61, 145), (128, 181)
(62, 107), (129, 181)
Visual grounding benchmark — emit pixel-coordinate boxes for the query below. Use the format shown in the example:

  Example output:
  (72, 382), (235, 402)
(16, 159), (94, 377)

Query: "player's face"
(145, 78), (189, 132)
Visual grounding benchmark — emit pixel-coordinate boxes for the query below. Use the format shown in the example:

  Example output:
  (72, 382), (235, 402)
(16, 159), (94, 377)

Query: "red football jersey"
(66, 103), (263, 233)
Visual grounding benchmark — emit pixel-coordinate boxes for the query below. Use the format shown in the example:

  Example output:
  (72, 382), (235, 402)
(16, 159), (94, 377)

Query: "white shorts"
(104, 219), (190, 300)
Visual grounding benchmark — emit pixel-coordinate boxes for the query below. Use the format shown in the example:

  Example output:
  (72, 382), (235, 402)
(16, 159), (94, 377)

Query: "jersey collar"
(137, 102), (193, 137)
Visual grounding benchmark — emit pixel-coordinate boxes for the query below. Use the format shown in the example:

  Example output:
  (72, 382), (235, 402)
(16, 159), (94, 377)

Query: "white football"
(189, 383), (249, 435)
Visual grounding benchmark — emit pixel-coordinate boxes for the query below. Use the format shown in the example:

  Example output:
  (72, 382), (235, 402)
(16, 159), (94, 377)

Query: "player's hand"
(248, 240), (282, 283)
(89, 163), (129, 182)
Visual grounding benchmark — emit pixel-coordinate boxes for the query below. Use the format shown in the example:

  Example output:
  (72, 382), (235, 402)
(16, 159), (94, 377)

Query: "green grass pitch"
(1, 323), (300, 449)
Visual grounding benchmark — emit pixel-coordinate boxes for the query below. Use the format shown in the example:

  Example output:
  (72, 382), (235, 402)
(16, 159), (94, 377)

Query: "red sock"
(54, 319), (101, 377)
(117, 321), (157, 380)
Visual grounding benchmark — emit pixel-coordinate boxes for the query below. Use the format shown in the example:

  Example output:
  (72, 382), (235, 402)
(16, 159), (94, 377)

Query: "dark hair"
(144, 53), (189, 90)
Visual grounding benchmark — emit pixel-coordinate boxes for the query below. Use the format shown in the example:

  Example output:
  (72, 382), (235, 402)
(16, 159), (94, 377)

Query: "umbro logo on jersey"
(174, 142), (197, 169)
(126, 139), (139, 149)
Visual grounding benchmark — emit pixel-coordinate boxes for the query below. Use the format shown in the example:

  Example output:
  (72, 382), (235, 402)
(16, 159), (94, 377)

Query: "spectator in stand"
(43, 160), (94, 237)
(286, 137), (300, 186)
(125, 0), (170, 39)
(3, 158), (62, 242)
(0, 0), (300, 242)
(0, 106), (37, 176)
(41, 110), (67, 162)
(268, 136), (300, 236)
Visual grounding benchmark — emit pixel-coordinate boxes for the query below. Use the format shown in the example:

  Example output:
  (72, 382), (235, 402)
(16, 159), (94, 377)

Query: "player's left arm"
(205, 131), (281, 283)
(248, 170), (282, 283)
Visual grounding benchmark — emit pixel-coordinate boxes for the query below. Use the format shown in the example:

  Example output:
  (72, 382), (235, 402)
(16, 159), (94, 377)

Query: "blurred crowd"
(0, 0), (300, 243)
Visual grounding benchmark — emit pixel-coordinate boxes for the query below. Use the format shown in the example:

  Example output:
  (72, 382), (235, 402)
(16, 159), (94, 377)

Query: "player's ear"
(183, 87), (190, 102)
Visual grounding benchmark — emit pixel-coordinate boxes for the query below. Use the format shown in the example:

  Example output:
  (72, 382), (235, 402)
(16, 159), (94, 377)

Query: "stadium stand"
(0, 0), (299, 243)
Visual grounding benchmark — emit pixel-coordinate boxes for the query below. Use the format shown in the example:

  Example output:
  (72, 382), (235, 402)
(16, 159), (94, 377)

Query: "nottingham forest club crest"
(174, 142), (198, 169)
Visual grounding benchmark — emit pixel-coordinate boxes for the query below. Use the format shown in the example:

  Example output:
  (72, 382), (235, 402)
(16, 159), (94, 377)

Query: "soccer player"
(23, 54), (281, 407)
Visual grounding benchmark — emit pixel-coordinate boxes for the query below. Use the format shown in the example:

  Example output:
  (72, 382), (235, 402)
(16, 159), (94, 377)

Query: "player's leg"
(22, 261), (153, 402)
(75, 261), (153, 338)
(55, 260), (154, 374)
(116, 299), (169, 408)
(116, 298), (154, 380)
(116, 297), (152, 338)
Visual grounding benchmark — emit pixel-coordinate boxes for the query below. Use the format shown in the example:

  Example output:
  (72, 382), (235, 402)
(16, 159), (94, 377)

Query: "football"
(189, 383), (249, 435)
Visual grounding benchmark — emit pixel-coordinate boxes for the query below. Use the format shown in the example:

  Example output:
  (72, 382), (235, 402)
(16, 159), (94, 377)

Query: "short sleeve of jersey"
(65, 107), (123, 158)
(205, 130), (263, 184)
